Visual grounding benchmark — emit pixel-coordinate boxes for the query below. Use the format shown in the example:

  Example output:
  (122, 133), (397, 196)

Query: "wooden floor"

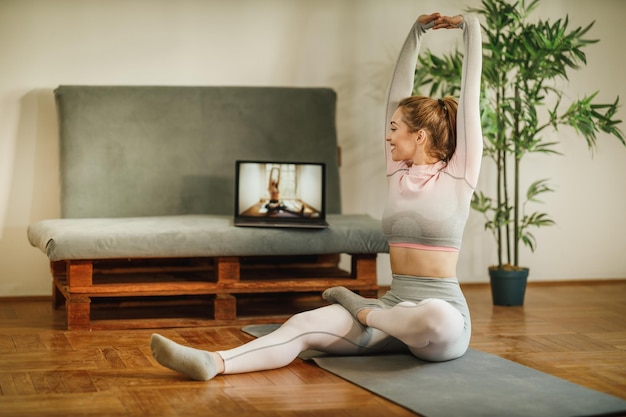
(1, 281), (625, 417)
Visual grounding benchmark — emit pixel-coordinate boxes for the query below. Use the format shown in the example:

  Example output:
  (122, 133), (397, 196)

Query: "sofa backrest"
(55, 86), (341, 218)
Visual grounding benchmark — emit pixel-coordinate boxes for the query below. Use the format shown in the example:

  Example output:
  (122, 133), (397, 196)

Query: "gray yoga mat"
(243, 324), (626, 417)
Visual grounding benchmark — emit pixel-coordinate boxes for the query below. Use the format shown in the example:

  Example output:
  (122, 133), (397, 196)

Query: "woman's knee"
(283, 309), (320, 332)
(416, 298), (464, 343)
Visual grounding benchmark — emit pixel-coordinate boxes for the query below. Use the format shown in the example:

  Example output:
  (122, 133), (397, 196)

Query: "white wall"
(1, 0), (624, 296)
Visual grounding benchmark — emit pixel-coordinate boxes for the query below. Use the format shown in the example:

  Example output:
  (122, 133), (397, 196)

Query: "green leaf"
(526, 179), (555, 202)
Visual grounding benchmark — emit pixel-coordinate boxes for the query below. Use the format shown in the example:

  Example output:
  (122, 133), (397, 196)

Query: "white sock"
(150, 333), (218, 381)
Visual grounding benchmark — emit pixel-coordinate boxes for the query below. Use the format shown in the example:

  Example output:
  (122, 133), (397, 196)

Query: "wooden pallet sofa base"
(29, 213), (387, 329)
(28, 86), (389, 329)
(49, 254), (379, 329)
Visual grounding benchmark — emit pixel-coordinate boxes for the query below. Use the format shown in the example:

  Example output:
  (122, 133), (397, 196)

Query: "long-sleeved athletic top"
(382, 15), (483, 251)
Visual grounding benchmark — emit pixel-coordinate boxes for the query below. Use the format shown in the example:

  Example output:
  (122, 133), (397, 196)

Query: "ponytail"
(438, 96), (458, 163)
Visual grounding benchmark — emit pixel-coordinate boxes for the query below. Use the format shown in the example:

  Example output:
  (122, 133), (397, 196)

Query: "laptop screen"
(234, 160), (327, 227)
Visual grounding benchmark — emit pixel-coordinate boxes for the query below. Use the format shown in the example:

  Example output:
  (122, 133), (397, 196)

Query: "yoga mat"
(243, 324), (626, 417)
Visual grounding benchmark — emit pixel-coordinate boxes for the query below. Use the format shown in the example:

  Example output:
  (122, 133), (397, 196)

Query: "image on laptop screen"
(234, 160), (328, 228)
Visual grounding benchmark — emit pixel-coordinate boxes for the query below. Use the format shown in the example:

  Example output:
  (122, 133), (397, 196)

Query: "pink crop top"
(382, 15), (483, 252)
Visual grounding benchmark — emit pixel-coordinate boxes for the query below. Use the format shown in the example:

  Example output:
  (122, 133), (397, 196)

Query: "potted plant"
(414, 0), (625, 305)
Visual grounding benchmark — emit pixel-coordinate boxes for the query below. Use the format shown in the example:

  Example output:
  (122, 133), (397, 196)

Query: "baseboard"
(521, 278), (626, 286)
(0, 295), (53, 302)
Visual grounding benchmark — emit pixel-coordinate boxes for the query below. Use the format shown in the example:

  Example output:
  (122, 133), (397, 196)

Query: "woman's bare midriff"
(389, 246), (459, 278)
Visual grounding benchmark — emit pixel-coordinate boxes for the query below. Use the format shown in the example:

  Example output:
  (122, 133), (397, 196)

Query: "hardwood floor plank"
(290, 360), (338, 384)
(0, 372), (37, 396)
(587, 330), (626, 348)
(224, 383), (398, 413)
(64, 331), (153, 350)
(168, 386), (256, 415)
(60, 370), (98, 393)
(0, 334), (15, 353)
(115, 346), (154, 368)
(0, 392), (128, 417)
(542, 333), (616, 351)
(43, 332), (74, 351)
(88, 368), (192, 391)
(0, 349), (104, 372)
(128, 388), (179, 417)
(30, 371), (68, 394)
(101, 347), (127, 369)
(12, 334), (47, 353)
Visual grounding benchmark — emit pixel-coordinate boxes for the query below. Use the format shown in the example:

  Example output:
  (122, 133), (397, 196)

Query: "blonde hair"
(397, 96), (458, 162)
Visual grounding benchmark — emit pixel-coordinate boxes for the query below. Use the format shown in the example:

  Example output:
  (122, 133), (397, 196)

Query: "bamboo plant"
(414, 0), (625, 270)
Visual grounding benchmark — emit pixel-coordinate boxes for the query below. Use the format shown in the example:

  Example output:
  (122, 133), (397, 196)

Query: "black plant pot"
(489, 267), (529, 306)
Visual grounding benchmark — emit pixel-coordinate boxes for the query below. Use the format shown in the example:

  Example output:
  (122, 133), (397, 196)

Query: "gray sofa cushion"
(28, 214), (388, 261)
(55, 86), (342, 218)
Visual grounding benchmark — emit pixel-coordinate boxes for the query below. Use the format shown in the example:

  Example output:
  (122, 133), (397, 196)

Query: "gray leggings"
(218, 275), (471, 374)
(374, 274), (472, 361)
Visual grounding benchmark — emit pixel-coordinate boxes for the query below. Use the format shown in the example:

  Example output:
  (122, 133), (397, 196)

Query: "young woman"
(150, 12), (482, 380)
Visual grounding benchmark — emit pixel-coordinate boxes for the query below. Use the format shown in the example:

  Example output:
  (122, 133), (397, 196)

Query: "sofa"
(27, 85), (388, 329)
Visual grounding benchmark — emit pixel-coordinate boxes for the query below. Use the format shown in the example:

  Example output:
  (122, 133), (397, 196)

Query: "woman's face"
(386, 107), (418, 162)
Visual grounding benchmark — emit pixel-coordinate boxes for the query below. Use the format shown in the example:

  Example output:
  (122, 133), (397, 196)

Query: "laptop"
(234, 160), (329, 229)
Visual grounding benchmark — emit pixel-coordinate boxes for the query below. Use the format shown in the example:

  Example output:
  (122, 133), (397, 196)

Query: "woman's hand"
(433, 15), (464, 29)
(418, 13), (463, 29)
(417, 13), (441, 26)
